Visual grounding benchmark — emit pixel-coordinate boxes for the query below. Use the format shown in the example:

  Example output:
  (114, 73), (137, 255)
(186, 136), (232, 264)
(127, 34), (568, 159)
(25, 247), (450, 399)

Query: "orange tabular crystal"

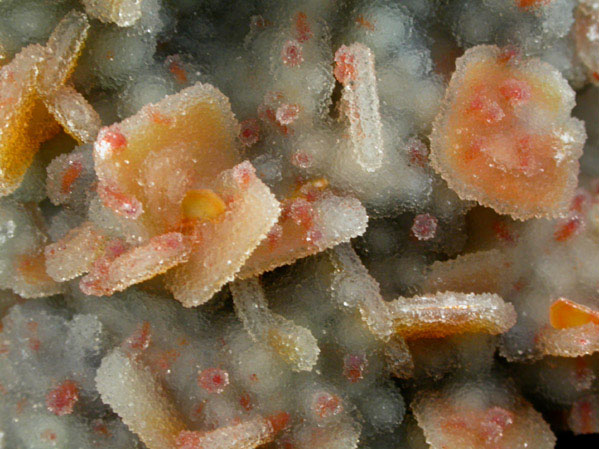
(429, 45), (585, 220)
(167, 161), (280, 307)
(45, 222), (108, 282)
(387, 291), (517, 339)
(0, 45), (49, 196)
(93, 81), (241, 235)
(412, 387), (556, 449)
(549, 298), (599, 329)
(80, 232), (191, 296)
(238, 189), (367, 279)
(176, 413), (288, 449)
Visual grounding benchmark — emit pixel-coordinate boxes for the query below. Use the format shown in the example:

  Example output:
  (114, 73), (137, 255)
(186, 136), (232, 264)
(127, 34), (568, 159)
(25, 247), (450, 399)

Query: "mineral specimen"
(1, 1), (599, 448)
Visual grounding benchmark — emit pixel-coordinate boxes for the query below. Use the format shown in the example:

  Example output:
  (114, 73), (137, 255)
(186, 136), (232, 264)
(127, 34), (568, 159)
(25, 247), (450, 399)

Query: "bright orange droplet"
(550, 298), (599, 329)
(182, 189), (227, 221)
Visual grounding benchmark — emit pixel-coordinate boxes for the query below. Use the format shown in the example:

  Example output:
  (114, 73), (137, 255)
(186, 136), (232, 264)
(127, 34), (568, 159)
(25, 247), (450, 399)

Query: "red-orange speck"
(198, 367), (230, 394)
(46, 380), (79, 416)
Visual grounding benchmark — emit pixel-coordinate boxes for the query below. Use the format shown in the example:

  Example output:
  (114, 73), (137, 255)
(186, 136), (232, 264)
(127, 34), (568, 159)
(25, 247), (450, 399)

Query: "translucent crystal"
(44, 221), (108, 282)
(80, 232), (191, 296)
(82, 0), (144, 27)
(412, 380), (556, 449)
(176, 413), (289, 449)
(96, 348), (187, 449)
(387, 291), (517, 339)
(44, 85), (101, 144)
(167, 162), (280, 307)
(0, 45), (50, 196)
(334, 43), (384, 172)
(327, 243), (393, 341)
(238, 189), (367, 279)
(230, 278), (319, 371)
(38, 10), (90, 95)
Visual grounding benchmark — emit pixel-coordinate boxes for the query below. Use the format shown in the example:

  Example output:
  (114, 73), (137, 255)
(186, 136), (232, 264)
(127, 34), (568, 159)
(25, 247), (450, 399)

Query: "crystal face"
(1, 1), (599, 448)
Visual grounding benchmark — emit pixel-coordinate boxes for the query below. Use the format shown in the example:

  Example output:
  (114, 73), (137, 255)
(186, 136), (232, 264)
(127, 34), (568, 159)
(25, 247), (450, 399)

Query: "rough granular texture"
(1, 1), (599, 448)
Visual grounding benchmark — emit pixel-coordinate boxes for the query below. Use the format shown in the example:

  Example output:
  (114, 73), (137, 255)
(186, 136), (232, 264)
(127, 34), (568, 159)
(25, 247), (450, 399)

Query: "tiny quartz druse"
(3, 0), (599, 448)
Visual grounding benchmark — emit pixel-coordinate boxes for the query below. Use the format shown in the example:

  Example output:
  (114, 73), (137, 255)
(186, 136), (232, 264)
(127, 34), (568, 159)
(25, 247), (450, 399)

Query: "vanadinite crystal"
(1, 1), (599, 448)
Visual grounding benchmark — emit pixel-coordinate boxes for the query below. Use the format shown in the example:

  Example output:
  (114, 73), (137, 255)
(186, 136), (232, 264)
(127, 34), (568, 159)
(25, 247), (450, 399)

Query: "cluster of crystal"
(1, 0), (599, 448)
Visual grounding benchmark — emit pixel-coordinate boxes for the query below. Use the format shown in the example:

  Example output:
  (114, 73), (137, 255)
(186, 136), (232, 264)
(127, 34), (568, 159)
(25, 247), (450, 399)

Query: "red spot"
(284, 198), (315, 230)
(497, 47), (519, 64)
(355, 15), (375, 31)
(267, 411), (291, 434)
(46, 380), (79, 416)
(168, 56), (188, 84)
(124, 321), (152, 352)
(92, 420), (112, 437)
(250, 373), (258, 382)
(411, 214), (438, 241)
(294, 12), (312, 43)
(499, 78), (531, 106)
(516, 0), (551, 9)
(481, 407), (514, 443)
(198, 368), (229, 394)
(152, 350), (180, 372)
(41, 429), (57, 441)
(176, 431), (203, 449)
(343, 354), (367, 383)
(26, 321), (40, 352)
(193, 401), (206, 419)
(232, 162), (254, 189)
(593, 72), (599, 82)
(240, 392), (253, 411)
(60, 160), (83, 195)
(334, 47), (357, 85)
(408, 139), (429, 168)
(291, 151), (313, 169)
(267, 223), (284, 249)
(147, 106), (173, 125)
(99, 128), (127, 154)
(281, 40), (304, 68)
(493, 221), (517, 245)
(16, 398), (27, 415)
(467, 93), (505, 124)
(239, 119), (260, 147)
(554, 217), (582, 242)
(97, 183), (143, 219)
(312, 392), (343, 419)
(577, 400), (595, 433)
(276, 104), (300, 125)
(570, 191), (590, 213)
